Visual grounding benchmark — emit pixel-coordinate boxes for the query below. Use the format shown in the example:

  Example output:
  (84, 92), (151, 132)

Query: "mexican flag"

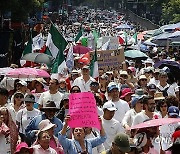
(128, 32), (138, 45)
(90, 49), (99, 78)
(22, 33), (44, 56)
(45, 24), (68, 73)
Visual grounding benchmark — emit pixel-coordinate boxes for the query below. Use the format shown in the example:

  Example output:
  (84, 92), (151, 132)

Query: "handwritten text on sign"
(68, 92), (101, 130)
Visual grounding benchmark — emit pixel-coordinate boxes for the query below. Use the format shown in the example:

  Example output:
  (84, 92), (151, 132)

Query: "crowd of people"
(0, 7), (180, 154)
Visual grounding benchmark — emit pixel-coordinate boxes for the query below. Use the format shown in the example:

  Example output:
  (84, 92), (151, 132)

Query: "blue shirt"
(25, 114), (63, 143)
(58, 133), (107, 154)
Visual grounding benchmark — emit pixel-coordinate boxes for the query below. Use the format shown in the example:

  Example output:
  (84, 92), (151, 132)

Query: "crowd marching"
(0, 7), (180, 154)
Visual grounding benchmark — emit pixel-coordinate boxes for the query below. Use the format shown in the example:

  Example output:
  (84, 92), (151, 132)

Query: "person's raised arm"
(60, 115), (70, 135)
(98, 116), (105, 136)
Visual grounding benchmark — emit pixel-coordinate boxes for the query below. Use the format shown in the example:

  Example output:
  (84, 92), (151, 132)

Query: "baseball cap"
(120, 88), (134, 99)
(17, 80), (27, 86)
(82, 65), (90, 70)
(24, 94), (35, 103)
(113, 133), (131, 152)
(168, 106), (180, 117)
(138, 75), (147, 81)
(107, 84), (119, 92)
(15, 142), (33, 154)
(131, 96), (144, 107)
(103, 101), (117, 111)
(147, 84), (157, 91)
(120, 70), (128, 76)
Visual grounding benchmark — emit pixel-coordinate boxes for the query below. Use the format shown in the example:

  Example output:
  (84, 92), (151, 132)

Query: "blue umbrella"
(125, 50), (148, 59)
(164, 22), (180, 32)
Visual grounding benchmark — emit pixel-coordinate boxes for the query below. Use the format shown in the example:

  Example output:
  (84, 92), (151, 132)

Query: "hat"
(144, 58), (154, 65)
(120, 88), (134, 99)
(154, 92), (165, 100)
(40, 101), (60, 112)
(138, 75), (147, 81)
(168, 106), (179, 117)
(113, 133), (131, 152)
(38, 119), (56, 133)
(120, 70), (128, 76)
(82, 65), (90, 70)
(15, 142), (33, 154)
(24, 94), (35, 103)
(17, 80), (27, 86)
(107, 84), (119, 92)
(147, 84), (157, 92)
(90, 81), (99, 87)
(132, 89), (145, 97)
(131, 96), (144, 107)
(71, 70), (79, 75)
(103, 101), (117, 111)
(34, 78), (47, 84)
(127, 67), (136, 72)
(100, 74), (108, 80)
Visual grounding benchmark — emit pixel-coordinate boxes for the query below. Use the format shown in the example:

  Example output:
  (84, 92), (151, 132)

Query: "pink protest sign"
(68, 92), (101, 130)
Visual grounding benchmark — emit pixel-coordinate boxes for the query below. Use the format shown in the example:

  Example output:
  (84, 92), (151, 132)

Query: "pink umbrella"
(65, 45), (92, 54)
(131, 118), (180, 130)
(7, 67), (50, 78)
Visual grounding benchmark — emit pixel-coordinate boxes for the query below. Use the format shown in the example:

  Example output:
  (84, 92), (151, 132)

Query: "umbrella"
(154, 60), (180, 80)
(131, 118), (180, 129)
(21, 53), (54, 66)
(124, 50), (148, 59)
(164, 22), (180, 32)
(0, 67), (13, 75)
(65, 45), (92, 54)
(143, 39), (157, 46)
(6, 67), (50, 78)
(116, 24), (131, 30)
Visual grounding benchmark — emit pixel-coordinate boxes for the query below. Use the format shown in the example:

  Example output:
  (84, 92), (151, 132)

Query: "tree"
(161, 0), (180, 24)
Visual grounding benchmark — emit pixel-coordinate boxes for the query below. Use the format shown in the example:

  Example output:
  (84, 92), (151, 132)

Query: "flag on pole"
(75, 29), (83, 43)
(90, 49), (99, 78)
(128, 32), (138, 45)
(22, 33), (33, 56)
(101, 39), (110, 50)
(45, 24), (68, 73)
(66, 44), (74, 72)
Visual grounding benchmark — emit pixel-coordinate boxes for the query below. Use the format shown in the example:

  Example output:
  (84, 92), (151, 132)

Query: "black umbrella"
(154, 60), (180, 80)
(21, 53), (54, 66)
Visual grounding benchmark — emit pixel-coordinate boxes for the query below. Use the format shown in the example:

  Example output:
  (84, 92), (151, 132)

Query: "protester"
(58, 115), (106, 154)
(16, 94), (40, 145)
(0, 107), (18, 154)
(38, 79), (64, 109)
(101, 133), (131, 154)
(25, 101), (63, 144)
(14, 142), (34, 154)
(102, 101), (124, 149)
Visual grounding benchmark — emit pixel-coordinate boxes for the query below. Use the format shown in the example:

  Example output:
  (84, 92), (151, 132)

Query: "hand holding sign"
(68, 92), (101, 130)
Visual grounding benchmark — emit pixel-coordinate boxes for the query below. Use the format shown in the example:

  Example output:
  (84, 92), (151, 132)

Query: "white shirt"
(33, 144), (57, 154)
(112, 99), (130, 123)
(102, 117), (124, 149)
(16, 108), (40, 134)
(73, 76), (96, 92)
(0, 134), (11, 154)
(132, 110), (160, 126)
(38, 91), (63, 108)
(122, 108), (138, 127)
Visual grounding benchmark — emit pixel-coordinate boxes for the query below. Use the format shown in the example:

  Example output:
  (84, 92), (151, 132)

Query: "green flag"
(45, 24), (68, 73)
(90, 49), (99, 78)
(75, 29), (83, 43)
(92, 29), (99, 44)
(22, 33), (32, 56)
(81, 37), (88, 47)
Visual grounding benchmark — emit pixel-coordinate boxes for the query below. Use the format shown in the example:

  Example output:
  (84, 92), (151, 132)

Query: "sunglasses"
(15, 95), (23, 98)
(140, 79), (147, 81)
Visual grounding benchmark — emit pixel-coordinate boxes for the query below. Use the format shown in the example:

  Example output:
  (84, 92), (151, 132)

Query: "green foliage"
(161, 0), (180, 23)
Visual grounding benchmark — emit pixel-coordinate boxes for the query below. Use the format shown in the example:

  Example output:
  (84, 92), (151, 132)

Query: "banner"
(68, 92), (101, 130)
(90, 48), (125, 71)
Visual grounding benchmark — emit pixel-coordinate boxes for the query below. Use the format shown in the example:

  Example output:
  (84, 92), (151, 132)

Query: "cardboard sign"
(68, 92), (101, 130)
(90, 48), (125, 71)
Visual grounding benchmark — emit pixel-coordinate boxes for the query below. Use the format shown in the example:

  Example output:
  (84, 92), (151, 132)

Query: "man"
(132, 95), (160, 126)
(25, 100), (63, 144)
(38, 79), (63, 109)
(102, 101), (124, 149)
(0, 88), (9, 108)
(107, 83), (130, 123)
(102, 133), (131, 154)
(73, 65), (96, 92)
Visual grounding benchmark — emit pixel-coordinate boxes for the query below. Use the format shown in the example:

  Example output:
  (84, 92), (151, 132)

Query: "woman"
(99, 74), (108, 94)
(32, 131), (57, 154)
(58, 115), (107, 154)
(16, 94), (40, 145)
(33, 119), (64, 154)
(155, 97), (168, 118)
(9, 92), (25, 123)
(0, 107), (18, 154)
(137, 75), (148, 92)
(70, 86), (81, 93)
(14, 142), (34, 154)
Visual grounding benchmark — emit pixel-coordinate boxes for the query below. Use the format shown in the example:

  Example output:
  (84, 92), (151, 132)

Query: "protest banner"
(90, 48), (125, 71)
(68, 92), (101, 130)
